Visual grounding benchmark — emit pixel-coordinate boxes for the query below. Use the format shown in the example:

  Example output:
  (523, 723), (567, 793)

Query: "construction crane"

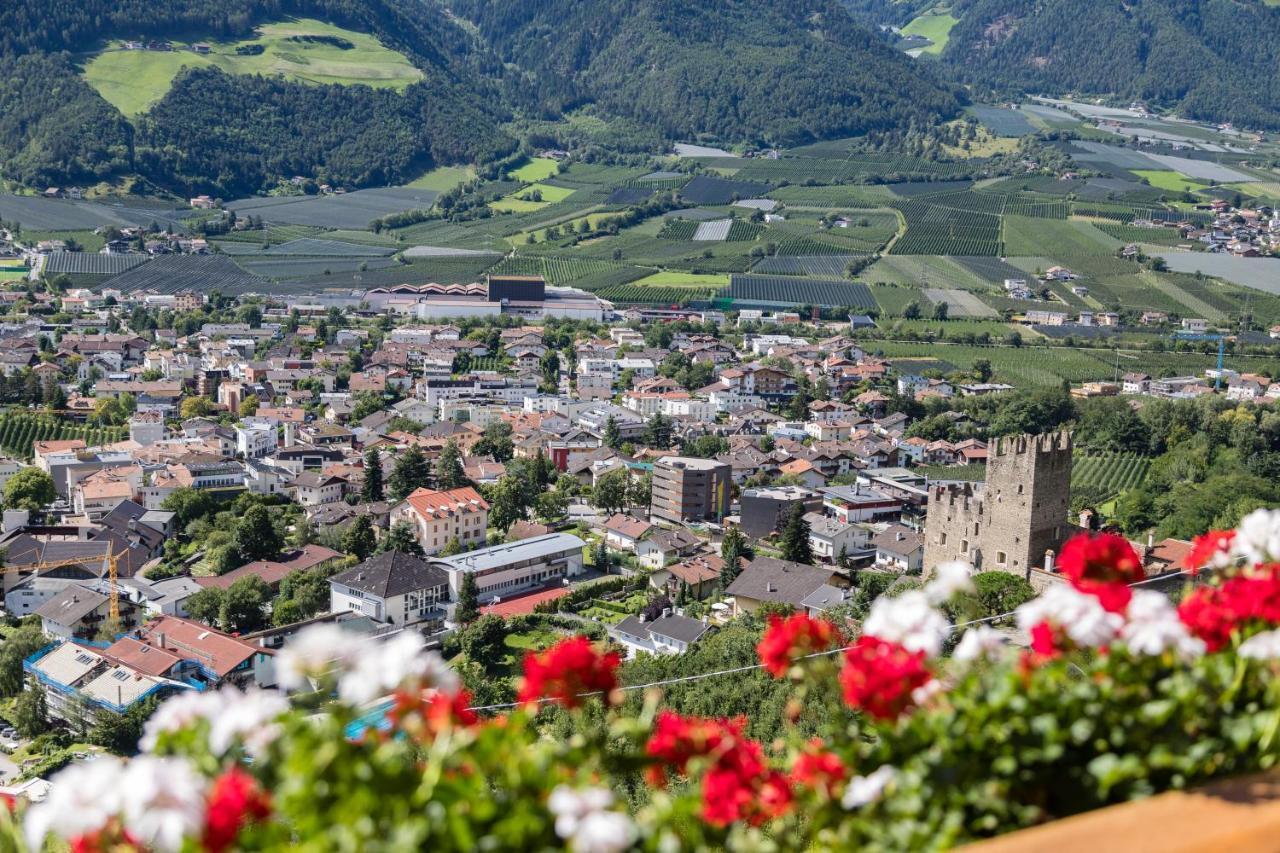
(4, 549), (124, 624)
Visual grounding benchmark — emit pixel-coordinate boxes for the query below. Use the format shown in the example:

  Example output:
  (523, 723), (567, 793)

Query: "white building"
(432, 533), (586, 603)
(612, 613), (713, 659)
(328, 551), (451, 628)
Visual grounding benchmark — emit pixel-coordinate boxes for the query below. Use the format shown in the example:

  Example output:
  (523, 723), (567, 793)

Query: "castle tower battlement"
(923, 430), (1076, 578)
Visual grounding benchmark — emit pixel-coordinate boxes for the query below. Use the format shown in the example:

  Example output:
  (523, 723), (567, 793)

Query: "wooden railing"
(966, 771), (1280, 852)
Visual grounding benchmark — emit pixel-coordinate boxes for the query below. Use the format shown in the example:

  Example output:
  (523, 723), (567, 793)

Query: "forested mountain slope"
(433, 0), (961, 146)
(0, 0), (513, 195)
(0, 0), (963, 194)
(939, 0), (1280, 129)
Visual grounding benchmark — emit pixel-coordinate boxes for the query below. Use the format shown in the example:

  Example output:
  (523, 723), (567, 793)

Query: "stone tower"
(923, 430), (1074, 576)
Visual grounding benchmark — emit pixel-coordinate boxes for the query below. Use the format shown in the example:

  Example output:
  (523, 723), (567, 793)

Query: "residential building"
(390, 486), (490, 556)
(725, 557), (835, 616)
(328, 551), (452, 629)
(649, 457), (732, 525)
(612, 613), (714, 658)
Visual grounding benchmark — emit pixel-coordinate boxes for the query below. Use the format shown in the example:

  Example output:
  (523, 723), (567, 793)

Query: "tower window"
(996, 551), (1007, 564)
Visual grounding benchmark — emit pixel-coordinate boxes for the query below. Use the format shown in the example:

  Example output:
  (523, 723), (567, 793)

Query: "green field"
(516, 183), (576, 203)
(83, 19), (424, 116)
(509, 158), (561, 183)
(1002, 216), (1120, 257)
(405, 165), (475, 192)
(1133, 170), (1211, 194)
(901, 11), (959, 55)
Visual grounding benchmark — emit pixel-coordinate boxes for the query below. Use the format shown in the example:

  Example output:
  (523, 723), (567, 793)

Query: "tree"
(787, 382), (813, 421)
(13, 684), (48, 738)
(220, 576), (271, 633)
(488, 475), (528, 533)
(361, 448), (385, 503)
(973, 359), (993, 383)
(592, 468), (630, 515)
(972, 572), (1036, 619)
(719, 526), (751, 591)
(473, 421), (514, 462)
(459, 614), (507, 667)
(535, 489), (569, 523)
(603, 416), (621, 449)
(778, 503), (813, 565)
(628, 471), (652, 509)
(179, 394), (213, 417)
(342, 515), (378, 561)
(0, 628), (47, 697)
(645, 413), (673, 448)
(932, 301), (949, 321)
(593, 539), (613, 575)
(540, 350), (560, 390)
(184, 587), (226, 626)
(238, 394), (260, 418)
(381, 521), (424, 557)
(3, 467), (55, 511)
(434, 440), (468, 490)
(389, 445), (432, 501)
(903, 301), (922, 319)
(837, 544), (850, 570)
(162, 487), (217, 529)
(455, 572), (480, 625)
(233, 504), (282, 562)
(278, 570), (330, 620)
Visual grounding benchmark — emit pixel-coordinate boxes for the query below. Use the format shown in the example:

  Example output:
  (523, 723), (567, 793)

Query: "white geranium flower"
(1121, 590), (1205, 659)
(25, 756), (127, 851)
(277, 624), (359, 691)
(953, 625), (1008, 663)
(140, 689), (226, 753)
(1015, 584), (1123, 649)
(120, 757), (208, 853)
(863, 591), (950, 658)
(339, 631), (458, 706)
(1239, 629), (1280, 659)
(841, 765), (897, 810)
(910, 678), (943, 706)
(548, 786), (636, 853)
(925, 561), (974, 605)
(1235, 508), (1280, 565)
(207, 689), (290, 756)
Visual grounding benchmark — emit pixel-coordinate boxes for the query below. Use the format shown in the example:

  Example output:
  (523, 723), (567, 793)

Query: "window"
(939, 532), (947, 546)
(961, 539), (969, 553)
(996, 551), (1007, 565)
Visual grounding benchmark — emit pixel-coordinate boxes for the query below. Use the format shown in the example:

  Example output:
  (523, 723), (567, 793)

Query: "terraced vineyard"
(1071, 453), (1152, 497)
(0, 414), (125, 460)
(595, 283), (720, 305)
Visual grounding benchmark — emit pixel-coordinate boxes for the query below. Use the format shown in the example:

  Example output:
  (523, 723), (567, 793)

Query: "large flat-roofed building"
(739, 486), (823, 539)
(650, 456), (732, 525)
(486, 274), (546, 303)
(432, 533), (586, 603)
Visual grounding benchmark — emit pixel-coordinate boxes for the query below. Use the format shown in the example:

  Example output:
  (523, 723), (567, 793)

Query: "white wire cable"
(463, 569), (1193, 712)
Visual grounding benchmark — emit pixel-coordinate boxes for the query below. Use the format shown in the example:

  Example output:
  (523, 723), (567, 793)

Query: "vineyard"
(0, 414), (125, 460)
(725, 275), (876, 308)
(102, 255), (268, 295)
(1071, 453), (1152, 497)
(751, 255), (863, 276)
(890, 200), (1002, 256)
(43, 252), (148, 276)
(595, 283), (720, 305)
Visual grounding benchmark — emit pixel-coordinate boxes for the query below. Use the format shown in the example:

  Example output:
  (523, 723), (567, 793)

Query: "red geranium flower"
(757, 613), (842, 677)
(389, 688), (479, 740)
(789, 739), (846, 795)
(645, 711), (791, 826)
(1028, 621), (1061, 658)
(1178, 585), (1237, 652)
(517, 636), (620, 709)
(839, 636), (932, 720)
(203, 766), (272, 853)
(1057, 532), (1144, 613)
(1187, 529), (1236, 575)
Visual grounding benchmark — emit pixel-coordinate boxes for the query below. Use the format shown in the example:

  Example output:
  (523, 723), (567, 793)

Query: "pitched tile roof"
(402, 486), (489, 519)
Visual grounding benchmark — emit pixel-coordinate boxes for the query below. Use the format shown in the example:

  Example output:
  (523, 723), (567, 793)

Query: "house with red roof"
(390, 486), (490, 556)
(107, 615), (272, 688)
